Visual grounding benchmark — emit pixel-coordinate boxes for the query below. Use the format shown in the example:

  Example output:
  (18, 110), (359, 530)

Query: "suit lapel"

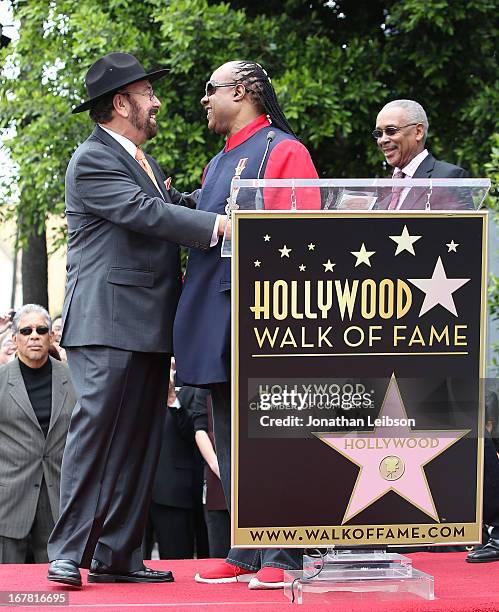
(92, 126), (167, 201)
(412, 153), (436, 178)
(403, 153), (436, 209)
(47, 359), (68, 436)
(147, 155), (169, 201)
(8, 360), (42, 431)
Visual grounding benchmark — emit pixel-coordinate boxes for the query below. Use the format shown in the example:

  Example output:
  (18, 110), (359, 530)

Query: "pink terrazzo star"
(316, 375), (468, 523)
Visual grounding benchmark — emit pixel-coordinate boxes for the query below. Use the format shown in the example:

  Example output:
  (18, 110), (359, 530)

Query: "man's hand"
(0, 313), (13, 334)
(167, 367), (177, 406)
(217, 215), (231, 240)
(217, 214), (226, 236)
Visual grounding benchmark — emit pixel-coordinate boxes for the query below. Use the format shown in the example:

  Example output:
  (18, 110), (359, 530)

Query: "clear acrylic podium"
(227, 178), (491, 604)
(284, 549), (434, 604)
(222, 177), (490, 256)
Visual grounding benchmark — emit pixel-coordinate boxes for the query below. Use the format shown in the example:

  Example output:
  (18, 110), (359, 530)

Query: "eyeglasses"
(18, 326), (50, 336)
(372, 123), (419, 140)
(118, 89), (156, 102)
(204, 80), (240, 97)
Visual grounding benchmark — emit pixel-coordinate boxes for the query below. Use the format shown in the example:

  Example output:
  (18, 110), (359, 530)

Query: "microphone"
(255, 130), (276, 210)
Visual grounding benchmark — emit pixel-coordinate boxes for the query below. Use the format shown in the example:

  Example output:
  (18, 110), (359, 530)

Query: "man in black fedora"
(47, 52), (224, 587)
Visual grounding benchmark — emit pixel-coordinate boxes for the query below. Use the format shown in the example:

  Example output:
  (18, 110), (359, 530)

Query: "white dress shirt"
(393, 148), (429, 209)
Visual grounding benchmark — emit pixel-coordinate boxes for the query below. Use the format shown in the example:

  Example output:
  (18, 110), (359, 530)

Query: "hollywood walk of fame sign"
(231, 210), (488, 548)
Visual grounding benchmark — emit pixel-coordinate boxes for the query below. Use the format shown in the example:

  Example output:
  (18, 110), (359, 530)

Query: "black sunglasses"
(372, 123), (419, 140)
(18, 326), (50, 336)
(204, 80), (240, 97)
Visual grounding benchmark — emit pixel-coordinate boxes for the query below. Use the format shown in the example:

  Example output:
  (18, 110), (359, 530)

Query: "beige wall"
(47, 216), (67, 317)
(0, 216), (66, 317)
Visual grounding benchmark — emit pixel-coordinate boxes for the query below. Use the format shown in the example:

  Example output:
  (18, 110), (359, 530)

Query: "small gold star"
(279, 245), (292, 258)
(323, 259), (336, 272)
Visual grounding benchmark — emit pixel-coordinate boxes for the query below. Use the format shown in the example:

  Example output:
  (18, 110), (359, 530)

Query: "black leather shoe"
(47, 559), (82, 587)
(88, 559), (174, 583)
(466, 539), (499, 563)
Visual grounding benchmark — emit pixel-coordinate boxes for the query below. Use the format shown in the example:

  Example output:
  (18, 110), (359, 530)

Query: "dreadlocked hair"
(234, 61), (297, 138)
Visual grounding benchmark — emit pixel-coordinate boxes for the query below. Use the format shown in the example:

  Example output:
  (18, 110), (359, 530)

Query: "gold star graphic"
(279, 245), (292, 258)
(351, 243), (375, 267)
(389, 225), (422, 256)
(323, 259), (336, 272)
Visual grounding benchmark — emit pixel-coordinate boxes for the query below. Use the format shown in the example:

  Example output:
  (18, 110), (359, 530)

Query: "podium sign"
(232, 210), (488, 548)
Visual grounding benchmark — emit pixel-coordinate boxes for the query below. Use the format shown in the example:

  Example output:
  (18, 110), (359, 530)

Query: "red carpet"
(0, 554), (498, 611)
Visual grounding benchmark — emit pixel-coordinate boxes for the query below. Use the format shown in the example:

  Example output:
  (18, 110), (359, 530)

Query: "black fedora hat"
(72, 52), (169, 114)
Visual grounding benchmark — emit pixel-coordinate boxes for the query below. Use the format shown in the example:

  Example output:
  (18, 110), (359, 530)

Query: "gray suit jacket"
(377, 153), (469, 210)
(0, 358), (76, 538)
(61, 126), (216, 352)
(412, 152), (468, 180)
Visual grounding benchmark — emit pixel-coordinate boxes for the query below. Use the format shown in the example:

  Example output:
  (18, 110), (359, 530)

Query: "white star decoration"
(254, 260), (261, 267)
(389, 225), (422, 256)
(408, 257), (470, 317)
(263, 234), (271, 242)
(351, 243), (375, 267)
(299, 264), (306, 272)
(323, 259), (336, 272)
(446, 240), (459, 252)
(308, 243), (315, 251)
(279, 245), (292, 258)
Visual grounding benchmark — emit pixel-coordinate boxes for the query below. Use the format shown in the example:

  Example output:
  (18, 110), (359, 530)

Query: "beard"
(129, 98), (157, 140)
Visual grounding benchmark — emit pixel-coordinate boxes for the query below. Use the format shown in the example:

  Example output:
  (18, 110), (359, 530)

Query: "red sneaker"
(195, 561), (256, 584)
(248, 566), (290, 589)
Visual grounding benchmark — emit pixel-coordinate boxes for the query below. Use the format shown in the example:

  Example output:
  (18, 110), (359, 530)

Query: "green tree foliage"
(1, 0), (497, 221)
(0, 0), (497, 306)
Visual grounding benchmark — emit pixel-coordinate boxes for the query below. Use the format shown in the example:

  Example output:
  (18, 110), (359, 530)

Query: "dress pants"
(47, 347), (170, 571)
(0, 479), (53, 563)
(210, 383), (301, 570)
(147, 503), (194, 560)
(205, 509), (231, 558)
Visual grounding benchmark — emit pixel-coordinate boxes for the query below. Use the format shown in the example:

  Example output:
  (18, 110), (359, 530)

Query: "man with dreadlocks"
(173, 61), (319, 590)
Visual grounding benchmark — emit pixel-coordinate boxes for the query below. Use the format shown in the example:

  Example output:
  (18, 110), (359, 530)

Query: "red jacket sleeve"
(263, 139), (321, 210)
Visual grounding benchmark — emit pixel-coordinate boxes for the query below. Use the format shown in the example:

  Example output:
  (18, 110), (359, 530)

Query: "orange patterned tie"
(135, 147), (162, 194)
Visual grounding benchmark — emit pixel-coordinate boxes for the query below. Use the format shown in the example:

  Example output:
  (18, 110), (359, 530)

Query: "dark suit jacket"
(378, 152), (469, 210)
(0, 358), (76, 538)
(151, 386), (209, 509)
(61, 125), (216, 352)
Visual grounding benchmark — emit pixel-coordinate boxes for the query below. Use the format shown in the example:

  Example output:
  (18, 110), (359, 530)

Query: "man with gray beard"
(47, 52), (225, 588)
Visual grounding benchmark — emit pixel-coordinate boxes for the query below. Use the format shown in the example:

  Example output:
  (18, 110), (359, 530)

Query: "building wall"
(0, 216), (66, 317)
